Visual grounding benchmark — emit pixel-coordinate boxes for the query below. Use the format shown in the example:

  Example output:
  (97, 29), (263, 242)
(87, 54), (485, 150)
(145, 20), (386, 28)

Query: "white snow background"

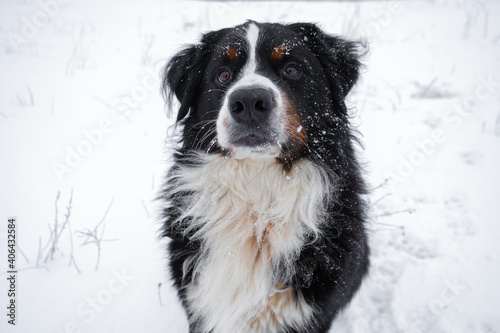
(1, 0), (500, 332)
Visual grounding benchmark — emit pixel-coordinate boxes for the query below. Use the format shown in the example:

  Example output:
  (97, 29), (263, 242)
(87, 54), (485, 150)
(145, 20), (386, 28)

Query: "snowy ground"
(1, 0), (500, 332)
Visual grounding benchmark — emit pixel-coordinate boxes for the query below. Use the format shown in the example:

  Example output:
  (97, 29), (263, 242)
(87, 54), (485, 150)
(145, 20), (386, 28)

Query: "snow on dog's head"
(162, 20), (364, 167)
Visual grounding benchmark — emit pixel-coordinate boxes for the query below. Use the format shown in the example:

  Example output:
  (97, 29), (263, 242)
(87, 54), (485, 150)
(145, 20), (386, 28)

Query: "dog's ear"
(288, 23), (365, 99)
(162, 29), (231, 122)
(162, 44), (206, 122)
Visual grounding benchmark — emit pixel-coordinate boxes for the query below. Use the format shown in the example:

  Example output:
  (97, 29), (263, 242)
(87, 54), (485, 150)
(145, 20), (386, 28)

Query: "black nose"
(228, 87), (274, 126)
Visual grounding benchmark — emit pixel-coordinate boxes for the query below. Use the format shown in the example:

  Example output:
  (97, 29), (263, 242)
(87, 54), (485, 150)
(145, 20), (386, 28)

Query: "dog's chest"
(172, 155), (329, 332)
(186, 211), (312, 333)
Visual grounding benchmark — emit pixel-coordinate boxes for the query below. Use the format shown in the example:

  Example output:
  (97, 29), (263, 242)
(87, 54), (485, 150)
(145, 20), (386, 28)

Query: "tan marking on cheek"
(278, 93), (308, 166)
(281, 94), (307, 143)
(271, 44), (287, 60)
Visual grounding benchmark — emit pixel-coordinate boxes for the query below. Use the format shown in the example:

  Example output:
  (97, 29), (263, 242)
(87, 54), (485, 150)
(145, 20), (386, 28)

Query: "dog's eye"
(217, 69), (232, 83)
(284, 65), (300, 77)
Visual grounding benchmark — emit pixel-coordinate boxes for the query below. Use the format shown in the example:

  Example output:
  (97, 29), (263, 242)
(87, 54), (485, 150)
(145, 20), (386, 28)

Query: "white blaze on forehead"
(244, 23), (259, 74)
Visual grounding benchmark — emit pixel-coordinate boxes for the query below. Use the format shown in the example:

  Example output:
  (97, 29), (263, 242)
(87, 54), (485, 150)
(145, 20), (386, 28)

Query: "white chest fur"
(168, 154), (333, 333)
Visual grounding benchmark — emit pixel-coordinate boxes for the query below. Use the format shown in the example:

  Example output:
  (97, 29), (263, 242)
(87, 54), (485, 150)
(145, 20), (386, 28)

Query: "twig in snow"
(373, 193), (391, 206)
(93, 94), (132, 122)
(36, 236), (42, 267)
(495, 114), (500, 137)
(142, 198), (150, 218)
(371, 178), (389, 192)
(44, 190), (74, 263)
(67, 204), (81, 274)
(373, 222), (406, 235)
(16, 244), (30, 264)
(1, 266), (49, 274)
(158, 282), (163, 306)
(375, 208), (415, 219)
(76, 197), (117, 271)
(27, 85), (34, 106)
(65, 28), (94, 75)
(15, 85), (35, 107)
(142, 34), (155, 66)
(39, 189), (81, 273)
(417, 77), (438, 99)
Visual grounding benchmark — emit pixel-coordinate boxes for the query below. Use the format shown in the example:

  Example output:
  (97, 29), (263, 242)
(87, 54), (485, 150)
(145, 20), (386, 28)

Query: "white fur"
(167, 153), (335, 333)
(216, 23), (289, 159)
(244, 22), (259, 75)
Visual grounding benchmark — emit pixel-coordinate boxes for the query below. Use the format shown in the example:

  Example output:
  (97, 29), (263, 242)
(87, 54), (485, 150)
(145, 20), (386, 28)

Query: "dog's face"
(163, 21), (362, 165)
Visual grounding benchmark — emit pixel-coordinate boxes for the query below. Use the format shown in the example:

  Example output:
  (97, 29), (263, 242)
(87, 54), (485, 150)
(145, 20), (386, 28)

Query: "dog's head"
(163, 21), (363, 166)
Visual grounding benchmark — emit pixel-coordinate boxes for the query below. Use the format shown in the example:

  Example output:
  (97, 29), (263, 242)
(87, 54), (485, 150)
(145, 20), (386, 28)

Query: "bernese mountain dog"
(160, 21), (369, 333)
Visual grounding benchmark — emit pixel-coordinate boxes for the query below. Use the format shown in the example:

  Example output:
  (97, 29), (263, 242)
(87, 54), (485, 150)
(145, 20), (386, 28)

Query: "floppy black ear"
(288, 23), (364, 98)
(162, 28), (233, 122)
(162, 44), (206, 122)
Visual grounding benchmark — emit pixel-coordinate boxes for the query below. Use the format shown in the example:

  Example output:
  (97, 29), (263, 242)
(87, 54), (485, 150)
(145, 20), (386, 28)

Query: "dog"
(160, 21), (369, 333)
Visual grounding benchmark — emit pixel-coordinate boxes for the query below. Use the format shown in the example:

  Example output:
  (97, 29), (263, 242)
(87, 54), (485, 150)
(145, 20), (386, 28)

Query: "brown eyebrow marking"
(271, 44), (287, 60)
(225, 46), (239, 61)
